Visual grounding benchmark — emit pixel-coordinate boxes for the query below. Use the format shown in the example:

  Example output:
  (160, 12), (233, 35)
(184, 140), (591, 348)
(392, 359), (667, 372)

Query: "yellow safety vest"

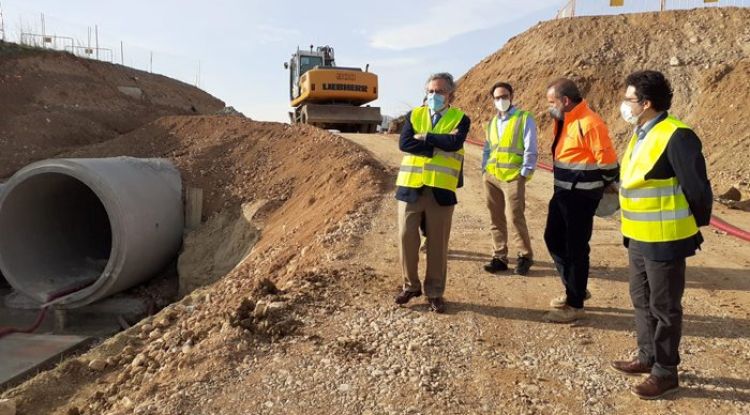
(619, 116), (699, 243)
(485, 110), (532, 182)
(396, 106), (465, 192)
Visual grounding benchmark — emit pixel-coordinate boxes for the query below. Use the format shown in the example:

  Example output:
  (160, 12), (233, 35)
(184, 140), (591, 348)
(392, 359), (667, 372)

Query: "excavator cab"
(284, 45), (381, 133)
(286, 46), (327, 100)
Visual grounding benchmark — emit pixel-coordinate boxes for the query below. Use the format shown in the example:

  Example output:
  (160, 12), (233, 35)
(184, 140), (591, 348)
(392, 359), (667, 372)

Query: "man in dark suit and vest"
(610, 70), (712, 399)
(394, 72), (470, 313)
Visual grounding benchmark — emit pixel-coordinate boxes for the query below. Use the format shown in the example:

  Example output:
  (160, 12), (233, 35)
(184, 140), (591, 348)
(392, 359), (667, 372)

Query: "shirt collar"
(430, 106), (449, 118)
(498, 106), (516, 120)
(565, 99), (589, 121)
(636, 111), (668, 139)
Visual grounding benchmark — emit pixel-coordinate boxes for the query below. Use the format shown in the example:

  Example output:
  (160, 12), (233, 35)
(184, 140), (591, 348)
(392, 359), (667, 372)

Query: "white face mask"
(620, 101), (642, 125)
(494, 98), (511, 112)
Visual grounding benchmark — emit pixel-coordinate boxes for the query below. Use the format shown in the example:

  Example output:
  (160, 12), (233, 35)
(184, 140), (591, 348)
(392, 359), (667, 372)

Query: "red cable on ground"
(0, 279), (96, 339)
(0, 306), (49, 339)
(536, 161), (553, 172)
(465, 137), (750, 243)
(709, 216), (750, 243)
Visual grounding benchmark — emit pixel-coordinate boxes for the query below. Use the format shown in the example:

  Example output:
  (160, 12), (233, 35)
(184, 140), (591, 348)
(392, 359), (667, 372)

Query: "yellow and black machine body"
(285, 45), (382, 133)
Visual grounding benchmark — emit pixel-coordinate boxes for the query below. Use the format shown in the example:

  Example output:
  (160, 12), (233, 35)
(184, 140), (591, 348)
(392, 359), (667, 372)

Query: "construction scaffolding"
(18, 32), (74, 51)
(1, 9), (202, 87)
(556, 0), (747, 18)
(66, 44), (114, 62)
(0, 2), (5, 41)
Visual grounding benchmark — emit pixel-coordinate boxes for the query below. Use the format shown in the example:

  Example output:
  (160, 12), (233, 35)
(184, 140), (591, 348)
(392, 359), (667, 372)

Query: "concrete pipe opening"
(0, 158), (184, 308)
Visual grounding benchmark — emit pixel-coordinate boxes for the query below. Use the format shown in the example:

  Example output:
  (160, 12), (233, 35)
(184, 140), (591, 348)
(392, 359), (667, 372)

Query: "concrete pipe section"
(0, 157), (184, 308)
(0, 183), (4, 286)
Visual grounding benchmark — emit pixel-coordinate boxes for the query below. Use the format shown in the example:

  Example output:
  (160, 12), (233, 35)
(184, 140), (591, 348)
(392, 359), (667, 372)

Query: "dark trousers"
(628, 243), (686, 378)
(544, 190), (599, 308)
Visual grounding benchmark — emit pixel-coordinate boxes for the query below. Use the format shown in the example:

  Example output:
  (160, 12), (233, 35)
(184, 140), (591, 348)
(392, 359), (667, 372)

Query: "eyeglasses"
(623, 97), (641, 104)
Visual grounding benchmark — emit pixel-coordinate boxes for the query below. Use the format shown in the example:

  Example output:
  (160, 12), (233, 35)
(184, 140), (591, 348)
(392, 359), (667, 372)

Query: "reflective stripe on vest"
(619, 115), (699, 242)
(553, 160), (619, 171)
(396, 106), (465, 191)
(553, 179), (604, 190)
(485, 111), (530, 182)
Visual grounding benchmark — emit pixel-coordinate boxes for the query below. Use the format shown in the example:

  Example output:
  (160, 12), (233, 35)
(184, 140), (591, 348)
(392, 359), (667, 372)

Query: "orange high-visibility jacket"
(551, 100), (619, 192)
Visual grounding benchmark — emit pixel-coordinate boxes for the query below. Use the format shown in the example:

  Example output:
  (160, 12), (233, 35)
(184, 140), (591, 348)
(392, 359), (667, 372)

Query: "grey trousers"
(628, 243), (686, 378)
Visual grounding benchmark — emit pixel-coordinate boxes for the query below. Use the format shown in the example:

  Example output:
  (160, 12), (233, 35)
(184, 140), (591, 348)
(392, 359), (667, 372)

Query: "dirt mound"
(452, 7), (750, 194)
(1, 116), (389, 414)
(0, 42), (225, 179)
(387, 114), (407, 134)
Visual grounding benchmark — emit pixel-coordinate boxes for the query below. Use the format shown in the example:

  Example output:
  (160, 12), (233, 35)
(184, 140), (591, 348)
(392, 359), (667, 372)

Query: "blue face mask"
(426, 93), (446, 112)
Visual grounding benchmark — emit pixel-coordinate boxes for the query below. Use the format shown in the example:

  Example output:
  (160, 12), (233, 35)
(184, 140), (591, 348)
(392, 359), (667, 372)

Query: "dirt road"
(333, 133), (750, 414)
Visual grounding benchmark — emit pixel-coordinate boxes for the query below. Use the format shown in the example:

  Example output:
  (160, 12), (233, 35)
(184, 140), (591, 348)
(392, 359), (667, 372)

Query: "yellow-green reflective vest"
(485, 110), (532, 182)
(395, 106), (465, 192)
(619, 116), (699, 243)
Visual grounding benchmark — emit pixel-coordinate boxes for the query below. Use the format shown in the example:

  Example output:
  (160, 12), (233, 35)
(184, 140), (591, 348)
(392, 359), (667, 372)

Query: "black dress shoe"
(428, 297), (446, 313)
(514, 256), (533, 276)
(395, 289), (422, 305)
(483, 257), (508, 273)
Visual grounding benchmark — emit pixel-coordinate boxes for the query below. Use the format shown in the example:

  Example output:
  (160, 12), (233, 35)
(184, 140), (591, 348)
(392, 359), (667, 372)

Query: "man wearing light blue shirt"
(481, 82), (538, 276)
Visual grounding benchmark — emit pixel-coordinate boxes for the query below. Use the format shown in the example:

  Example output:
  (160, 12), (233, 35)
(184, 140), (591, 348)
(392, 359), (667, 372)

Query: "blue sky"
(2, 1), (720, 121)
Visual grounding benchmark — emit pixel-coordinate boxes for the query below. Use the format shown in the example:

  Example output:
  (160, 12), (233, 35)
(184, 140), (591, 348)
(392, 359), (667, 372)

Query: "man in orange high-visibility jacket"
(543, 78), (619, 323)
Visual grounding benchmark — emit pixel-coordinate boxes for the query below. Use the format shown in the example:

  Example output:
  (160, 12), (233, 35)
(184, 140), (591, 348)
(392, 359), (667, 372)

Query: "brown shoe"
(395, 290), (422, 305)
(631, 375), (679, 400)
(428, 297), (446, 313)
(610, 358), (652, 376)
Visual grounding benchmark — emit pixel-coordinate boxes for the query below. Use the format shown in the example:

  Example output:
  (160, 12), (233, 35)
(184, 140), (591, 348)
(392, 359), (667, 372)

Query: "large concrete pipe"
(0, 157), (184, 308)
(0, 182), (4, 287)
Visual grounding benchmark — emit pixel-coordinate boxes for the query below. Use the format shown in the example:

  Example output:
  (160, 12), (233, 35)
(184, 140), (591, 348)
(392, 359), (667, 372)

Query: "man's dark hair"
(547, 78), (583, 104)
(489, 82), (513, 98)
(625, 70), (673, 111)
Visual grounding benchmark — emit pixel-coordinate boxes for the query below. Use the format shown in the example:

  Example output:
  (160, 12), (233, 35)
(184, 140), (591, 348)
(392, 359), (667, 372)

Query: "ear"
(641, 99), (653, 110)
(447, 91), (456, 103)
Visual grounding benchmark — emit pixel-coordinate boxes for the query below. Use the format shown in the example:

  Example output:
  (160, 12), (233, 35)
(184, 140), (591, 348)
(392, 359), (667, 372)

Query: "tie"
(432, 112), (442, 126)
(631, 127), (645, 160)
(636, 126), (646, 140)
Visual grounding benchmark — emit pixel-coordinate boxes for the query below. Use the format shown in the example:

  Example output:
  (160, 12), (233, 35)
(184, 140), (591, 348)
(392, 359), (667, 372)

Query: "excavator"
(284, 45), (381, 133)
